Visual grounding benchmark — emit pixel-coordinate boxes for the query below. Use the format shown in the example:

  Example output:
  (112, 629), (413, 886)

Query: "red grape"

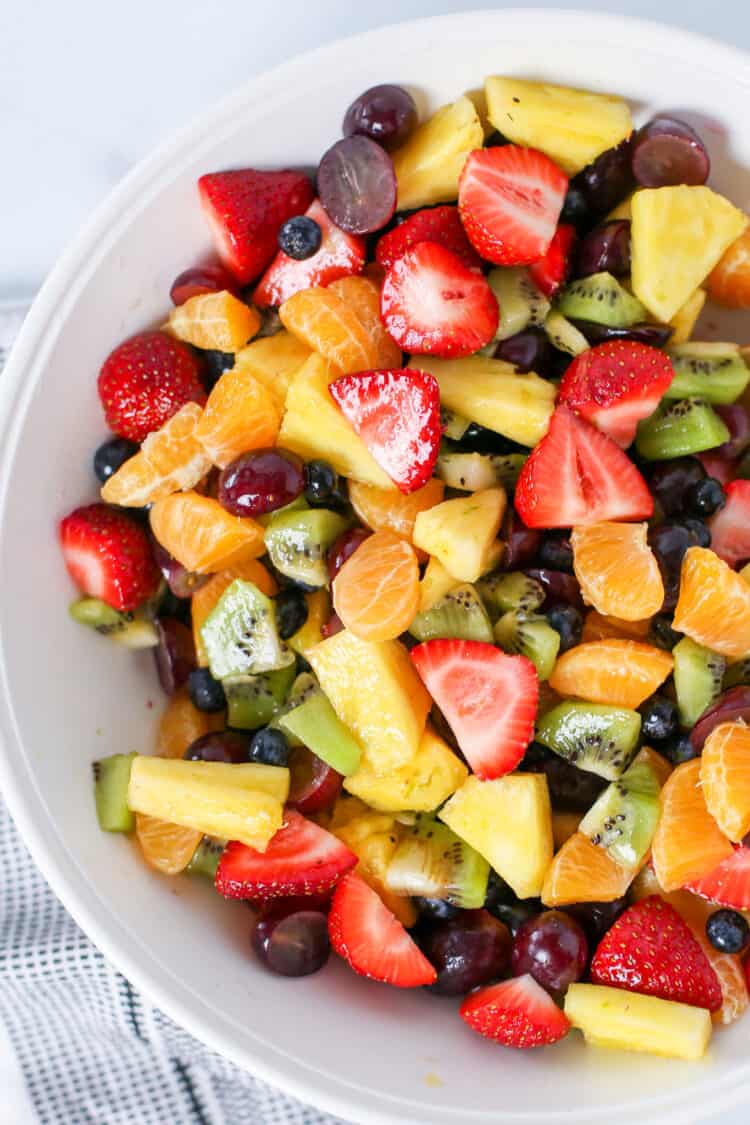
(170, 263), (239, 306)
(691, 687), (750, 753)
(184, 731), (250, 764)
(343, 84), (417, 149)
(420, 909), (512, 996)
(153, 542), (209, 599)
(632, 116), (710, 188)
(576, 219), (631, 278)
(716, 404), (750, 460)
(287, 747), (343, 814)
(327, 527), (371, 582)
(154, 618), (196, 695)
(495, 329), (554, 375)
(317, 136), (397, 235)
(252, 906), (330, 976)
(511, 909), (588, 994)
(218, 449), (305, 517)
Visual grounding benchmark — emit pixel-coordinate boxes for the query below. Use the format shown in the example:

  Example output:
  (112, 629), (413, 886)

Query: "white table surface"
(2, 1), (749, 1121)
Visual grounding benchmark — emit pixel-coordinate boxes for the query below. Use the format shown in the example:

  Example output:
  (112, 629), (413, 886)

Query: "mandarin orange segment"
(279, 285), (378, 374)
(552, 811), (582, 850)
(192, 557), (278, 665)
(700, 722), (750, 842)
(541, 831), (633, 906)
(195, 365), (282, 469)
(156, 688), (224, 758)
(101, 403), (211, 507)
(135, 812), (202, 875)
(332, 530), (420, 642)
(707, 225), (750, 308)
(572, 521), (664, 621)
(549, 639), (673, 709)
(651, 758), (734, 892)
(168, 290), (261, 352)
(581, 611), (653, 643)
(328, 275), (403, 368)
(673, 547), (750, 659)
(150, 492), (265, 574)
(349, 477), (445, 545)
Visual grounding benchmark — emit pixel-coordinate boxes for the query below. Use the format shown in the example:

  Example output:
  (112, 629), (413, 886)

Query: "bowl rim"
(2, 9), (750, 1123)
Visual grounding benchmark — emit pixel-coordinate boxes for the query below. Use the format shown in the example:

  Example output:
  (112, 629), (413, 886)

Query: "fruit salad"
(59, 77), (750, 1059)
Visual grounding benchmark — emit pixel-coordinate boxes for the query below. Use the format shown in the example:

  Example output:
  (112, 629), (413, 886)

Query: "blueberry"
(458, 422), (520, 456)
(188, 667), (227, 713)
(278, 216), (322, 260)
(681, 518), (712, 548)
(249, 727), (290, 767)
(663, 732), (698, 765)
(304, 460), (340, 505)
(560, 185), (590, 229)
(201, 349), (234, 391)
(546, 605), (583, 653)
(640, 695), (679, 743)
(488, 900), (541, 938)
(275, 587), (309, 640)
(706, 909), (750, 954)
(484, 870), (516, 914)
(687, 477), (726, 518)
(650, 614), (683, 651)
(414, 897), (461, 922)
(93, 437), (139, 483)
(485, 130), (509, 148)
(539, 534), (574, 573)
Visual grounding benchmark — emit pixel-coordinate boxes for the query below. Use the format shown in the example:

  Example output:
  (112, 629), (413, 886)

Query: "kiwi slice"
(536, 701), (641, 780)
(384, 814), (490, 908)
(187, 836), (225, 880)
(557, 271), (646, 329)
(264, 508), (349, 587)
(578, 759), (660, 868)
(488, 267), (551, 341)
(665, 343), (750, 405)
(224, 664), (296, 729)
(477, 571), (545, 623)
(410, 583), (494, 643)
(93, 753), (136, 832)
(201, 579), (295, 680)
(440, 406), (471, 441)
(278, 690), (361, 776)
(494, 610), (560, 681)
(672, 636), (726, 728)
(635, 399), (730, 460)
(436, 449), (526, 492)
(268, 672), (321, 746)
(543, 310), (590, 357)
(255, 495), (309, 528)
(69, 597), (159, 649)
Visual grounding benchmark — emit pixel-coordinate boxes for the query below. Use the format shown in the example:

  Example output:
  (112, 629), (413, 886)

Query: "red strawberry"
(410, 640), (538, 780)
(515, 405), (654, 529)
(375, 205), (482, 273)
(458, 145), (568, 266)
(198, 168), (314, 285)
(59, 504), (160, 612)
(328, 368), (440, 494)
(708, 479), (750, 567)
(253, 200), (366, 308)
(590, 895), (722, 1011)
(558, 340), (675, 448)
(460, 974), (571, 1048)
(528, 223), (577, 297)
(684, 845), (750, 909)
(97, 331), (206, 444)
(328, 873), (437, 987)
(215, 810), (357, 900)
(380, 242), (499, 358)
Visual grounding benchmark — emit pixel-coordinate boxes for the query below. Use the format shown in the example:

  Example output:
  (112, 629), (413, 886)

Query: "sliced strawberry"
(528, 223), (577, 297)
(328, 368), (440, 493)
(410, 640), (538, 780)
(590, 895), (722, 1011)
(60, 503), (160, 612)
(198, 168), (313, 285)
(684, 845), (750, 909)
(253, 200), (366, 308)
(460, 974), (571, 1048)
(215, 810), (357, 900)
(380, 242), (498, 358)
(558, 340), (675, 447)
(375, 205), (482, 273)
(515, 405), (654, 529)
(708, 479), (750, 567)
(328, 873), (436, 987)
(458, 145), (568, 266)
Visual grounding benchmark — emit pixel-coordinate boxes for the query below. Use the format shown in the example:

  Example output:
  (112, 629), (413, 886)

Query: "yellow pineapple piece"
(232, 331), (311, 409)
(414, 355), (555, 447)
(308, 631), (430, 773)
(631, 186), (749, 321)
(344, 725), (468, 813)
(418, 556), (461, 613)
(668, 288), (707, 344)
(413, 488), (506, 583)
(391, 95), (483, 211)
(485, 78), (632, 176)
(287, 589), (330, 658)
(349, 478), (445, 546)
(440, 774), (553, 899)
(169, 291), (261, 352)
(332, 810), (417, 926)
(565, 983), (712, 1060)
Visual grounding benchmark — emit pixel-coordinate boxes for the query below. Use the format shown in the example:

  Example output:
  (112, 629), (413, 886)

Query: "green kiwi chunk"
(557, 271), (646, 328)
(187, 836), (225, 880)
(672, 637), (726, 728)
(69, 597), (159, 649)
(635, 399), (730, 460)
(278, 691), (361, 776)
(224, 665), (296, 729)
(543, 310), (590, 356)
(488, 267), (551, 341)
(384, 814), (490, 908)
(255, 495), (309, 528)
(494, 610), (560, 681)
(536, 701), (641, 780)
(201, 579), (295, 680)
(436, 449), (526, 492)
(264, 508), (349, 587)
(440, 407), (471, 440)
(93, 753), (137, 832)
(268, 672), (321, 746)
(665, 343), (750, 404)
(477, 571), (545, 622)
(578, 759), (660, 868)
(409, 584), (494, 644)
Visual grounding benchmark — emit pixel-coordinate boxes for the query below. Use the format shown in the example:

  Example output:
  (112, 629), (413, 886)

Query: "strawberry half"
(253, 200), (366, 308)
(514, 405), (654, 529)
(590, 895), (722, 1011)
(708, 479), (750, 567)
(684, 845), (750, 909)
(558, 340), (675, 448)
(528, 223), (577, 297)
(460, 974), (571, 1048)
(375, 205), (482, 273)
(380, 242), (499, 358)
(458, 145), (568, 266)
(410, 639), (538, 780)
(59, 503), (160, 612)
(199, 168), (313, 285)
(328, 368), (441, 493)
(215, 810), (357, 900)
(328, 873), (437, 987)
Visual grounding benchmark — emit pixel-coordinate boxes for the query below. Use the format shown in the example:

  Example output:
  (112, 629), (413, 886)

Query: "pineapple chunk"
(414, 355), (555, 447)
(308, 631), (430, 772)
(485, 77), (632, 176)
(127, 757), (285, 850)
(232, 331), (312, 409)
(344, 725), (468, 813)
(287, 589), (330, 658)
(440, 774), (553, 899)
(418, 555), (461, 612)
(331, 809), (417, 926)
(391, 95), (484, 211)
(565, 983), (712, 1060)
(278, 354), (394, 489)
(669, 288), (707, 344)
(413, 489), (506, 583)
(631, 186), (749, 321)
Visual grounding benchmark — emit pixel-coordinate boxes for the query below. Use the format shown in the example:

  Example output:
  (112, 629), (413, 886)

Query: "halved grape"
(495, 329), (554, 375)
(691, 687), (750, 753)
(317, 136), (397, 235)
(153, 542), (209, 599)
(252, 906), (330, 977)
(632, 116), (710, 188)
(154, 618), (196, 695)
(184, 731), (250, 764)
(716, 404), (750, 460)
(287, 747), (343, 814)
(420, 910), (512, 996)
(576, 220), (631, 278)
(169, 264), (239, 306)
(503, 511), (542, 570)
(218, 449), (305, 517)
(648, 457), (706, 516)
(574, 137), (635, 216)
(570, 319), (673, 348)
(525, 568), (583, 609)
(327, 528), (371, 582)
(342, 83), (418, 148)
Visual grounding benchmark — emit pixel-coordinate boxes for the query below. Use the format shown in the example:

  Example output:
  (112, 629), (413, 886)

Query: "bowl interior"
(2, 11), (750, 1124)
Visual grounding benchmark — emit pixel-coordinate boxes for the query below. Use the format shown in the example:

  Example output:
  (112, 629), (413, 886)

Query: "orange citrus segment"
(156, 688), (224, 758)
(101, 403), (211, 507)
(135, 812), (201, 875)
(581, 611), (652, 643)
(168, 290), (261, 352)
(150, 492), (264, 574)
(707, 226), (750, 308)
(279, 286), (378, 374)
(328, 275), (402, 368)
(192, 557), (278, 665)
(673, 547), (750, 659)
(552, 812), (582, 850)
(700, 722), (750, 842)
(572, 521), (664, 621)
(332, 530), (420, 642)
(349, 477), (445, 545)
(651, 759), (734, 892)
(541, 831), (633, 906)
(549, 639), (673, 709)
(195, 365), (281, 469)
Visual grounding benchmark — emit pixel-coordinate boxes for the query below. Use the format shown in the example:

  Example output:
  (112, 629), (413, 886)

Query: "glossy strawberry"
(460, 974), (571, 1047)
(708, 480), (750, 567)
(60, 503), (160, 612)
(375, 205), (482, 272)
(528, 224), (577, 297)
(684, 846), (750, 910)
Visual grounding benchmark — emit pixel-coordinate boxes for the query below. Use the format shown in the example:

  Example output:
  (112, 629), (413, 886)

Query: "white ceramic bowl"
(2, 10), (750, 1123)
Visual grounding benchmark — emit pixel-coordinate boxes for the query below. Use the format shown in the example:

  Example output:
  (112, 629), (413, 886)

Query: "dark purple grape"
(687, 477), (725, 517)
(343, 84), (417, 149)
(495, 329), (554, 375)
(538, 533), (574, 573)
(574, 137), (635, 217)
(570, 319), (673, 348)
(152, 542), (209, 599)
(327, 527), (371, 582)
(420, 910), (511, 996)
(252, 906), (330, 976)
(524, 568), (583, 609)
(459, 423), (522, 456)
(716, 405), (750, 460)
(648, 523), (694, 610)
(560, 185), (590, 229)
(274, 586), (309, 640)
(511, 910), (588, 994)
(318, 136), (396, 235)
(576, 220), (631, 278)
(648, 457), (706, 517)
(414, 897), (461, 922)
(218, 449), (304, 517)
(632, 116), (710, 188)
(691, 687), (750, 753)
(502, 511), (543, 570)
(154, 618), (196, 695)
(520, 743), (607, 811)
(564, 899), (627, 946)
(184, 730), (250, 763)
